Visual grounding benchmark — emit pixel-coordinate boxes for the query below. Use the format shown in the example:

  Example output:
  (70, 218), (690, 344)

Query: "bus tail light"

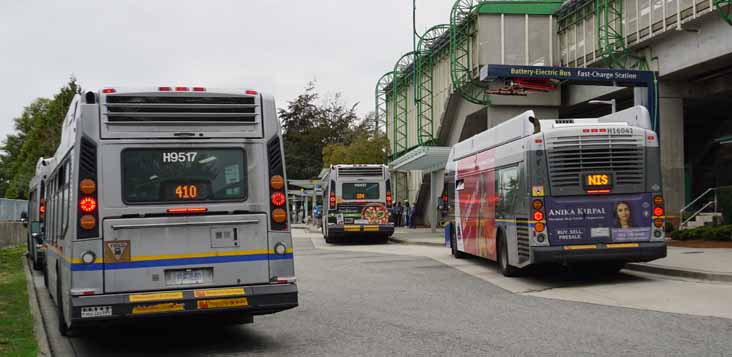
(271, 192), (286, 207)
(246, 90), (258, 95)
(192, 87), (206, 92)
(535, 222), (545, 232)
(158, 86), (172, 91)
(270, 175), (285, 190)
(330, 192), (336, 207)
(267, 137), (288, 230)
(532, 199), (543, 210)
(78, 137), (99, 238)
(272, 209), (287, 223)
(533, 210), (544, 222)
(175, 86), (189, 92)
(102, 88), (116, 94)
(385, 192), (392, 207)
(654, 195), (665, 206)
(79, 197), (97, 213)
(654, 218), (664, 228)
(653, 207), (664, 217)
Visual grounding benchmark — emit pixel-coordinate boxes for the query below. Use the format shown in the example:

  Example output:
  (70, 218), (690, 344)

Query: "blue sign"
(544, 193), (653, 246)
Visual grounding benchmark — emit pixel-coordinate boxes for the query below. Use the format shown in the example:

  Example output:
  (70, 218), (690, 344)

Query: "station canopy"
(389, 146), (451, 173)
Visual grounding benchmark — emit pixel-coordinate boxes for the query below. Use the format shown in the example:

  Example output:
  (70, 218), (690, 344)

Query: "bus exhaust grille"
(516, 219), (530, 263)
(267, 137), (283, 174)
(338, 167), (384, 177)
(546, 135), (645, 188)
(79, 137), (97, 175)
(104, 95), (258, 122)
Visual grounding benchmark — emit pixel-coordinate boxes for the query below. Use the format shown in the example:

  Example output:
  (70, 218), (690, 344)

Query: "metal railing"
(679, 186), (732, 229)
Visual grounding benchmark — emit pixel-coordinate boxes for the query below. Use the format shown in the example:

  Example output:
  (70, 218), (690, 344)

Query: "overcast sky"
(0, 1), (456, 139)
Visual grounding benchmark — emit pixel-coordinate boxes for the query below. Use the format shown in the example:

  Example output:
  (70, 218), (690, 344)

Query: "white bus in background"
(27, 157), (55, 271)
(43, 86), (297, 335)
(445, 106), (666, 276)
(321, 164), (394, 243)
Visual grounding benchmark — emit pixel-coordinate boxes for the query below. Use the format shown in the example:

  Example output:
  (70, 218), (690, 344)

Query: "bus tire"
(324, 232), (336, 244)
(32, 257), (41, 271)
(450, 227), (468, 259)
(57, 275), (73, 337)
(43, 263), (49, 288)
(498, 234), (519, 277)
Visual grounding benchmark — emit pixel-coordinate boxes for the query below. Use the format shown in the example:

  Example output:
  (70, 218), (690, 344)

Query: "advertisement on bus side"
(544, 193), (653, 245)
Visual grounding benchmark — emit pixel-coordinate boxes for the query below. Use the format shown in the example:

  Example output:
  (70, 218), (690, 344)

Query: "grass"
(0, 246), (38, 357)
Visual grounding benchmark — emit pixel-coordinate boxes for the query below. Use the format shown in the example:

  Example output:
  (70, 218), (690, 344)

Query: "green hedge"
(671, 225), (732, 241)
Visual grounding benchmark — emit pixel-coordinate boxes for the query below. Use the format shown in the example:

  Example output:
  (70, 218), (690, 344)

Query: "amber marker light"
(80, 215), (96, 230)
(654, 195), (665, 206)
(272, 208), (287, 223)
(532, 199), (543, 210)
(270, 175), (285, 190)
(80, 179), (97, 194)
(535, 222), (545, 232)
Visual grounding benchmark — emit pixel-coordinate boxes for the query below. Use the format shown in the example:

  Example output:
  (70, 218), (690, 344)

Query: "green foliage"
(671, 225), (732, 241)
(0, 246), (38, 356)
(322, 131), (388, 167)
(280, 82), (385, 179)
(0, 79), (80, 199)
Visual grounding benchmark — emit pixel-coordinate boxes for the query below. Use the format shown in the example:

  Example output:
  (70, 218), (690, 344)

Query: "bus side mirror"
(20, 211), (28, 227)
(529, 116), (541, 134)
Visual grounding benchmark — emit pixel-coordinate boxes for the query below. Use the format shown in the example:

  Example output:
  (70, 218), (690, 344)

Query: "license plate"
(166, 268), (211, 286)
(344, 217), (354, 224)
(354, 219), (369, 224)
(81, 306), (112, 318)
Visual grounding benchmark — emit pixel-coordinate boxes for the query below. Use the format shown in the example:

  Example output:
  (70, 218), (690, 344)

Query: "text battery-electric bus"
(41, 86), (297, 335)
(445, 106), (666, 276)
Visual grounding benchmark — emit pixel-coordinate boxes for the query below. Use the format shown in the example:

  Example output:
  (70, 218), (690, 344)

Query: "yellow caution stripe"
(194, 287), (245, 298)
(197, 297), (249, 309)
(363, 225), (380, 232)
(563, 244), (598, 251)
(129, 291), (183, 303)
(606, 243), (640, 249)
(344, 225), (361, 232)
(132, 302), (185, 315)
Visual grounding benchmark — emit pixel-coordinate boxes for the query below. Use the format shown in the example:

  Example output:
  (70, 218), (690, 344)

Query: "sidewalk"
(386, 227), (732, 282)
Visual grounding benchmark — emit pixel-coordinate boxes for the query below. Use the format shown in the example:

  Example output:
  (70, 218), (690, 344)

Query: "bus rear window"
(341, 183), (380, 200)
(122, 149), (247, 203)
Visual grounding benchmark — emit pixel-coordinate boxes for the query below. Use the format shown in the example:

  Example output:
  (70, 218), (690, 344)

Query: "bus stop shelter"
(389, 146), (451, 233)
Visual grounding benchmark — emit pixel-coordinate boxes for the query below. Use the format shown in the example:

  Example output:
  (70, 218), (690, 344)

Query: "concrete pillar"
(659, 81), (685, 223)
(430, 171), (437, 233)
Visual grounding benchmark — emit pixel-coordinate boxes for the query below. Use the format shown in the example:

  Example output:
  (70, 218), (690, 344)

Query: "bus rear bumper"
(328, 224), (395, 235)
(70, 283), (298, 323)
(532, 242), (667, 264)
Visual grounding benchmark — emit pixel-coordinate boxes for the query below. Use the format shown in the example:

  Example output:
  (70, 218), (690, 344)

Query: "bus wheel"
(32, 256), (41, 271)
(498, 235), (519, 277)
(57, 275), (73, 336)
(450, 229), (467, 259)
(43, 264), (49, 288)
(324, 232), (336, 244)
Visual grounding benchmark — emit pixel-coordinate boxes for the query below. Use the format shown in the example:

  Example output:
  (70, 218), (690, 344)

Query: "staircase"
(680, 187), (730, 229)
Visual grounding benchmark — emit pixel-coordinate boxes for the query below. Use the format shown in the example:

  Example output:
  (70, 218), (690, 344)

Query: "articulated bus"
(42, 86), (297, 335)
(321, 164), (394, 243)
(445, 106), (666, 276)
(27, 157), (54, 270)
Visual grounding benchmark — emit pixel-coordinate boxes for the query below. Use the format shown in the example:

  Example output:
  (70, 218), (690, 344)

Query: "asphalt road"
(38, 228), (732, 356)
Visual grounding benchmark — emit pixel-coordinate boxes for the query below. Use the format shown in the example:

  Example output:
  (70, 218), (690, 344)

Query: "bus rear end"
(69, 87), (296, 325)
(324, 165), (393, 243)
(528, 108), (666, 266)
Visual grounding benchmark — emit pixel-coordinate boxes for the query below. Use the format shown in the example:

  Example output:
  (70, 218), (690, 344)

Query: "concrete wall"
(0, 222), (27, 249)
(658, 81), (686, 220)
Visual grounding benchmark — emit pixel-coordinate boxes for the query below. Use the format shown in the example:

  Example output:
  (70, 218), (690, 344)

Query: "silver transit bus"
(27, 157), (55, 270)
(321, 164), (394, 243)
(43, 86), (297, 335)
(445, 106), (666, 276)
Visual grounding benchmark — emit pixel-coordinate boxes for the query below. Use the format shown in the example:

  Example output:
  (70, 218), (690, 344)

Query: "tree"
(0, 78), (80, 199)
(322, 129), (388, 167)
(280, 83), (362, 179)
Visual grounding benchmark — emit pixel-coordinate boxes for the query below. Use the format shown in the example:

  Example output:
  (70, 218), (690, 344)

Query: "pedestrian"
(390, 204), (398, 225)
(410, 203), (417, 229)
(395, 202), (403, 227)
(404, 201), (411, 228)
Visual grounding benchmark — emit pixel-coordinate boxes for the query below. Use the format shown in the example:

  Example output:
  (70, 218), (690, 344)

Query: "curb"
(23, 258), (52, 357)
(385, 237), (732, 283)
(625, 263), (732, 283)
(388, 236), (444, 247)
